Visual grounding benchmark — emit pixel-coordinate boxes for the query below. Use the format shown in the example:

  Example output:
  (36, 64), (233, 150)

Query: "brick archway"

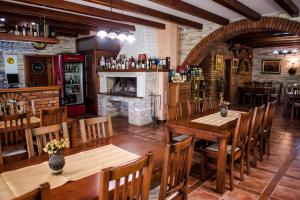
(182, 17), (300, 66)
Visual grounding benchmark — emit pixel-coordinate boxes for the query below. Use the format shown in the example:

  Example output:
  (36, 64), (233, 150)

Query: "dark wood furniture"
(200, 111), (252, 191)
(40, 107), (68, 126)
(0, 113), (30, 165)
(0, 134), (164, 200)
(270, 83), (283, 105)
(25, 123), (69, 158)
(0, 33), (59, 44)
(159, 134), (194, 200)
(246, 105), (264, 174)
(76, 36), (121, 115)
(239, 85), (274, 105)
(166, 109), (246, 193)
(187, 99), (203, 117)
(291, 101), (300, 120)
(79, 116), (113, 144)
(168, 82), (191, 118)
(13, 183), (50, 200)
(99, 152), (153, 200)
(166, 103), (183, 122)
(262, 101), (277, 157)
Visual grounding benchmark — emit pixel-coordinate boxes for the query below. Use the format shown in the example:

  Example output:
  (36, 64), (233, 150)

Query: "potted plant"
(219, 101), (230, 117)
(43, 139), (70, 175)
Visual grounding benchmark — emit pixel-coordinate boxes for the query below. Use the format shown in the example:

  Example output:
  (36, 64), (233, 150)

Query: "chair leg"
(253, 140), (258, 167)
(200, 152), (206, 181)
(267, 133), (271, 156)
(291, 105), (294, 120)
(239, 154), (244, 181)
(246, 141), (251, 175)
(229, 159), (234, 191)
(259, 136), (264, 161)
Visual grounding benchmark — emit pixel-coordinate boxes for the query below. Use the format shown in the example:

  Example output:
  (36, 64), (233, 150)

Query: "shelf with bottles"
(96, 54), (170, 72)
(0, 22), (58, 43)
(65, 74), (81, 85)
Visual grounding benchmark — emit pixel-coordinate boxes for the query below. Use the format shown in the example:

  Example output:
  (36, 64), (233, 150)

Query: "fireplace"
(107, 77), (137, 97)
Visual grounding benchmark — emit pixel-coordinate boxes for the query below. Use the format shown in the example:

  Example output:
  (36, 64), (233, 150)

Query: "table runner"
(191, 110), (243, 126)
(0, 116), (40, 129)
(0, 144), (139, 199)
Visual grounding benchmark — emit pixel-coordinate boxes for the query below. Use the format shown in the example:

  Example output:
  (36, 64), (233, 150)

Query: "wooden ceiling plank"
(273, 0), (299, 17)
(149, 0), (229, 25)
(17, 0), (165, 29)
(0, 1), (136, 32)
(85, 0), (203, 29)
(212, 0), (261, 20)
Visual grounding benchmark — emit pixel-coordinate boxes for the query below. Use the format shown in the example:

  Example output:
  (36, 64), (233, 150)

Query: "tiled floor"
(110, 106), (300, 200)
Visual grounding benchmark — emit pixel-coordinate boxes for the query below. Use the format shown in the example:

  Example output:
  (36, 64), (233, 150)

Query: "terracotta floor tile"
(279, 176), (300, 190)
(271, 185), (300, 200)
(248, 168), (275, 182)
(221, 188), (258, 200)
(188, 188), (220, 200)
(237, 175), (268, 193)
(284, 165), (300, 179)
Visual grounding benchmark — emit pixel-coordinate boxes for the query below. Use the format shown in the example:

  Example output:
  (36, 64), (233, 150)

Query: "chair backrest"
(166, 103), (182, 121)
(187, 99), (202, 117)
(99, 152), (153, 200)
(264, 82), (272, 88)
(25, 123), (69, 158)
(231, 111), (252, 155)
(13, 183), (50, 200)
(277, 83), (283, 95)
(249, 105), (265, 141)
(159, 135), (194, 200)
(203, 96), (215, 112)
(0, 113), (30, 146)
(253, 81), (260, 88)
(40, 107), (67, 126)
(244, 81), (251, 87)
(79, 116), (113, 144)
(263, 101), (277, 132)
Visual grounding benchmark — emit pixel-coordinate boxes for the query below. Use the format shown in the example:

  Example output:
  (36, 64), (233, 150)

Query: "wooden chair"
(246, 105), (264, 174)
(0, 113), (30, 165)
(200, 111), (252, 190)
(159, 134), (194, 200)
(79, 116), (113, 144)
(202, 96), (215, 112)
(261, 101), (277, 158)
(270, 83), (283, 104)
(13, 182), (50, 200)
(264, 82), (272, 88)
(40, 107), (68, 126)
(291, 100), (300, 120)
(166, 103), (183, 122)
(243, 82), (253, 105)
(25, 123), (69, 158)
(99, 152), (153, 200)
(187, 99), (203, 117)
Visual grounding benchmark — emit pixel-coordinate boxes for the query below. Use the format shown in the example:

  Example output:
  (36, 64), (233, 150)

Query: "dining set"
(166, 97), (277, 193)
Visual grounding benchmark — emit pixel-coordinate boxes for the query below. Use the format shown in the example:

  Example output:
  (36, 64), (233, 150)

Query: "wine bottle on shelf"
(69, 75), (74, 84)
(14, 25), (20, 36)
(22, 25), (26, 36)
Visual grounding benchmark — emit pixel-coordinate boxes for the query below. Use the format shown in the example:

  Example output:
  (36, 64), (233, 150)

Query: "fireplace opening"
(107, 77), (137, 97)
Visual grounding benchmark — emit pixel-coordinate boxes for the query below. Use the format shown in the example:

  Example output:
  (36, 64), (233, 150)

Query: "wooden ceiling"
(228, 31), (300, 48)
(0, 0), (299, 37)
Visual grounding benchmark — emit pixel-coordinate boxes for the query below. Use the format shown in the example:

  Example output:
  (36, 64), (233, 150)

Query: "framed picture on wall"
(232, 59), (239, 68)
(262, 60), (281, 74)
(215, 55), (223, 71)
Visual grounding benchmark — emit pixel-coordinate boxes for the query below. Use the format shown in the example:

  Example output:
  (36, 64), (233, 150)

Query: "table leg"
(71, 121), (78, 147)
(216, 137), (227, 193)
(284, 95), (288, 115)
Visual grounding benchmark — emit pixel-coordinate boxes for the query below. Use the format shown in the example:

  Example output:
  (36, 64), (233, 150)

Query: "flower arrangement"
(43, 139), (70, 155)
(219, 101), (230, 110)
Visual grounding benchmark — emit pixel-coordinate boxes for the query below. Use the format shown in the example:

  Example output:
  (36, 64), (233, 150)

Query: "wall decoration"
(238, 58), (250, 74)
(4, 54), (18, 74)
(215, 55), (223, 71)
(288, 67), (297, 75)
(262, 60), (281, 74)
(31, 61), (45, 74)
(232, 59), (239, 68)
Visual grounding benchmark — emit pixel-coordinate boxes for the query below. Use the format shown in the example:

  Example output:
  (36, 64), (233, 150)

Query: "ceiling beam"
(273, 0), (299, 17)
(85, 0), (203, 29)
(212, 0), (261, 20)
(17, 0), (165, 29)
(149, 0), (229, 25)
(0, 1), (135, 32)
(231, 35), (300, 47)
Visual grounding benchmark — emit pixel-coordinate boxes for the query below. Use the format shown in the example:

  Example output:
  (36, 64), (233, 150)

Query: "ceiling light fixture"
(97, 30), (107, 38)
(0, 17), (5, 22)
(127, 34), (136, 43)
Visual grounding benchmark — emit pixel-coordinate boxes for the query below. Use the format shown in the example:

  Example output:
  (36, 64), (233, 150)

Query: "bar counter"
(0, 86), (61, 114)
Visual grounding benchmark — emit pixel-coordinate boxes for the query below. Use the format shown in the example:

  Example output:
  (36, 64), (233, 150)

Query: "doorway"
(24, 55), (54, 86)
(224, 59), (232, 102)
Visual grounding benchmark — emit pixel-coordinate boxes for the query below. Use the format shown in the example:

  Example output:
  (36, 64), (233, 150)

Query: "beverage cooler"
(54, 54), (85, 116)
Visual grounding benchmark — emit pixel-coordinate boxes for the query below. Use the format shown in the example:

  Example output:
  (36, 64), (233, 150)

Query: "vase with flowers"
(43, 139), (70, 175)
(219, 101), (230, 117)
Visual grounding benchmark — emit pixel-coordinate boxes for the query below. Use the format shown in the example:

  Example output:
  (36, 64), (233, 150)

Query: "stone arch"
(182, 17), (300, 66)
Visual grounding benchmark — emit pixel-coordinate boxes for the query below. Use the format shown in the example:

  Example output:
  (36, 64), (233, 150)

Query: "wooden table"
(283, 93), (300, 115)
(238, 86), (274, 103)
(0, 134), (164, 200)
(167, 110), (243, 194)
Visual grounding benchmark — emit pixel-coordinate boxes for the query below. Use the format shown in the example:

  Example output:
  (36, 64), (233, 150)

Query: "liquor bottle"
(33, 24), (37, 37)
(22, 25), (26, 36)
(69, 75), (74, 84)
(36, 23), (40, 37)
(100, 56), (105, 68)
(130, 56), (135, 69)
(14, 25), (20, 36)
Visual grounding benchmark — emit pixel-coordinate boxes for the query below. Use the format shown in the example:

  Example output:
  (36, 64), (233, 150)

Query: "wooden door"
(24, 56), (54, 86)
(224, 59), (232, 102)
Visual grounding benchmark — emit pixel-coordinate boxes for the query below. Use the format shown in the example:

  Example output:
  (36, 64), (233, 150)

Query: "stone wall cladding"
(0, 89), (60, 115)
(181, 16), (300, 67)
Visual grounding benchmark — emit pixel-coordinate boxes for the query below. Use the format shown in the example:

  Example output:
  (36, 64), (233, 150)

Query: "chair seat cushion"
(173, 134), (189, 142)
(205, 143), (240, 154)
(2, 144), (27, 157)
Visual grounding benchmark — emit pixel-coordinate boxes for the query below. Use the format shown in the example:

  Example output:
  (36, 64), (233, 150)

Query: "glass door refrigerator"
(54, 54), (85, 116)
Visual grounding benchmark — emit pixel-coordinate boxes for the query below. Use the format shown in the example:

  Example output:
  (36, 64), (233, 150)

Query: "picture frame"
(232, 59), (239, 68)
(215, 55), (223, 71)
(262, 60), (281, 74)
